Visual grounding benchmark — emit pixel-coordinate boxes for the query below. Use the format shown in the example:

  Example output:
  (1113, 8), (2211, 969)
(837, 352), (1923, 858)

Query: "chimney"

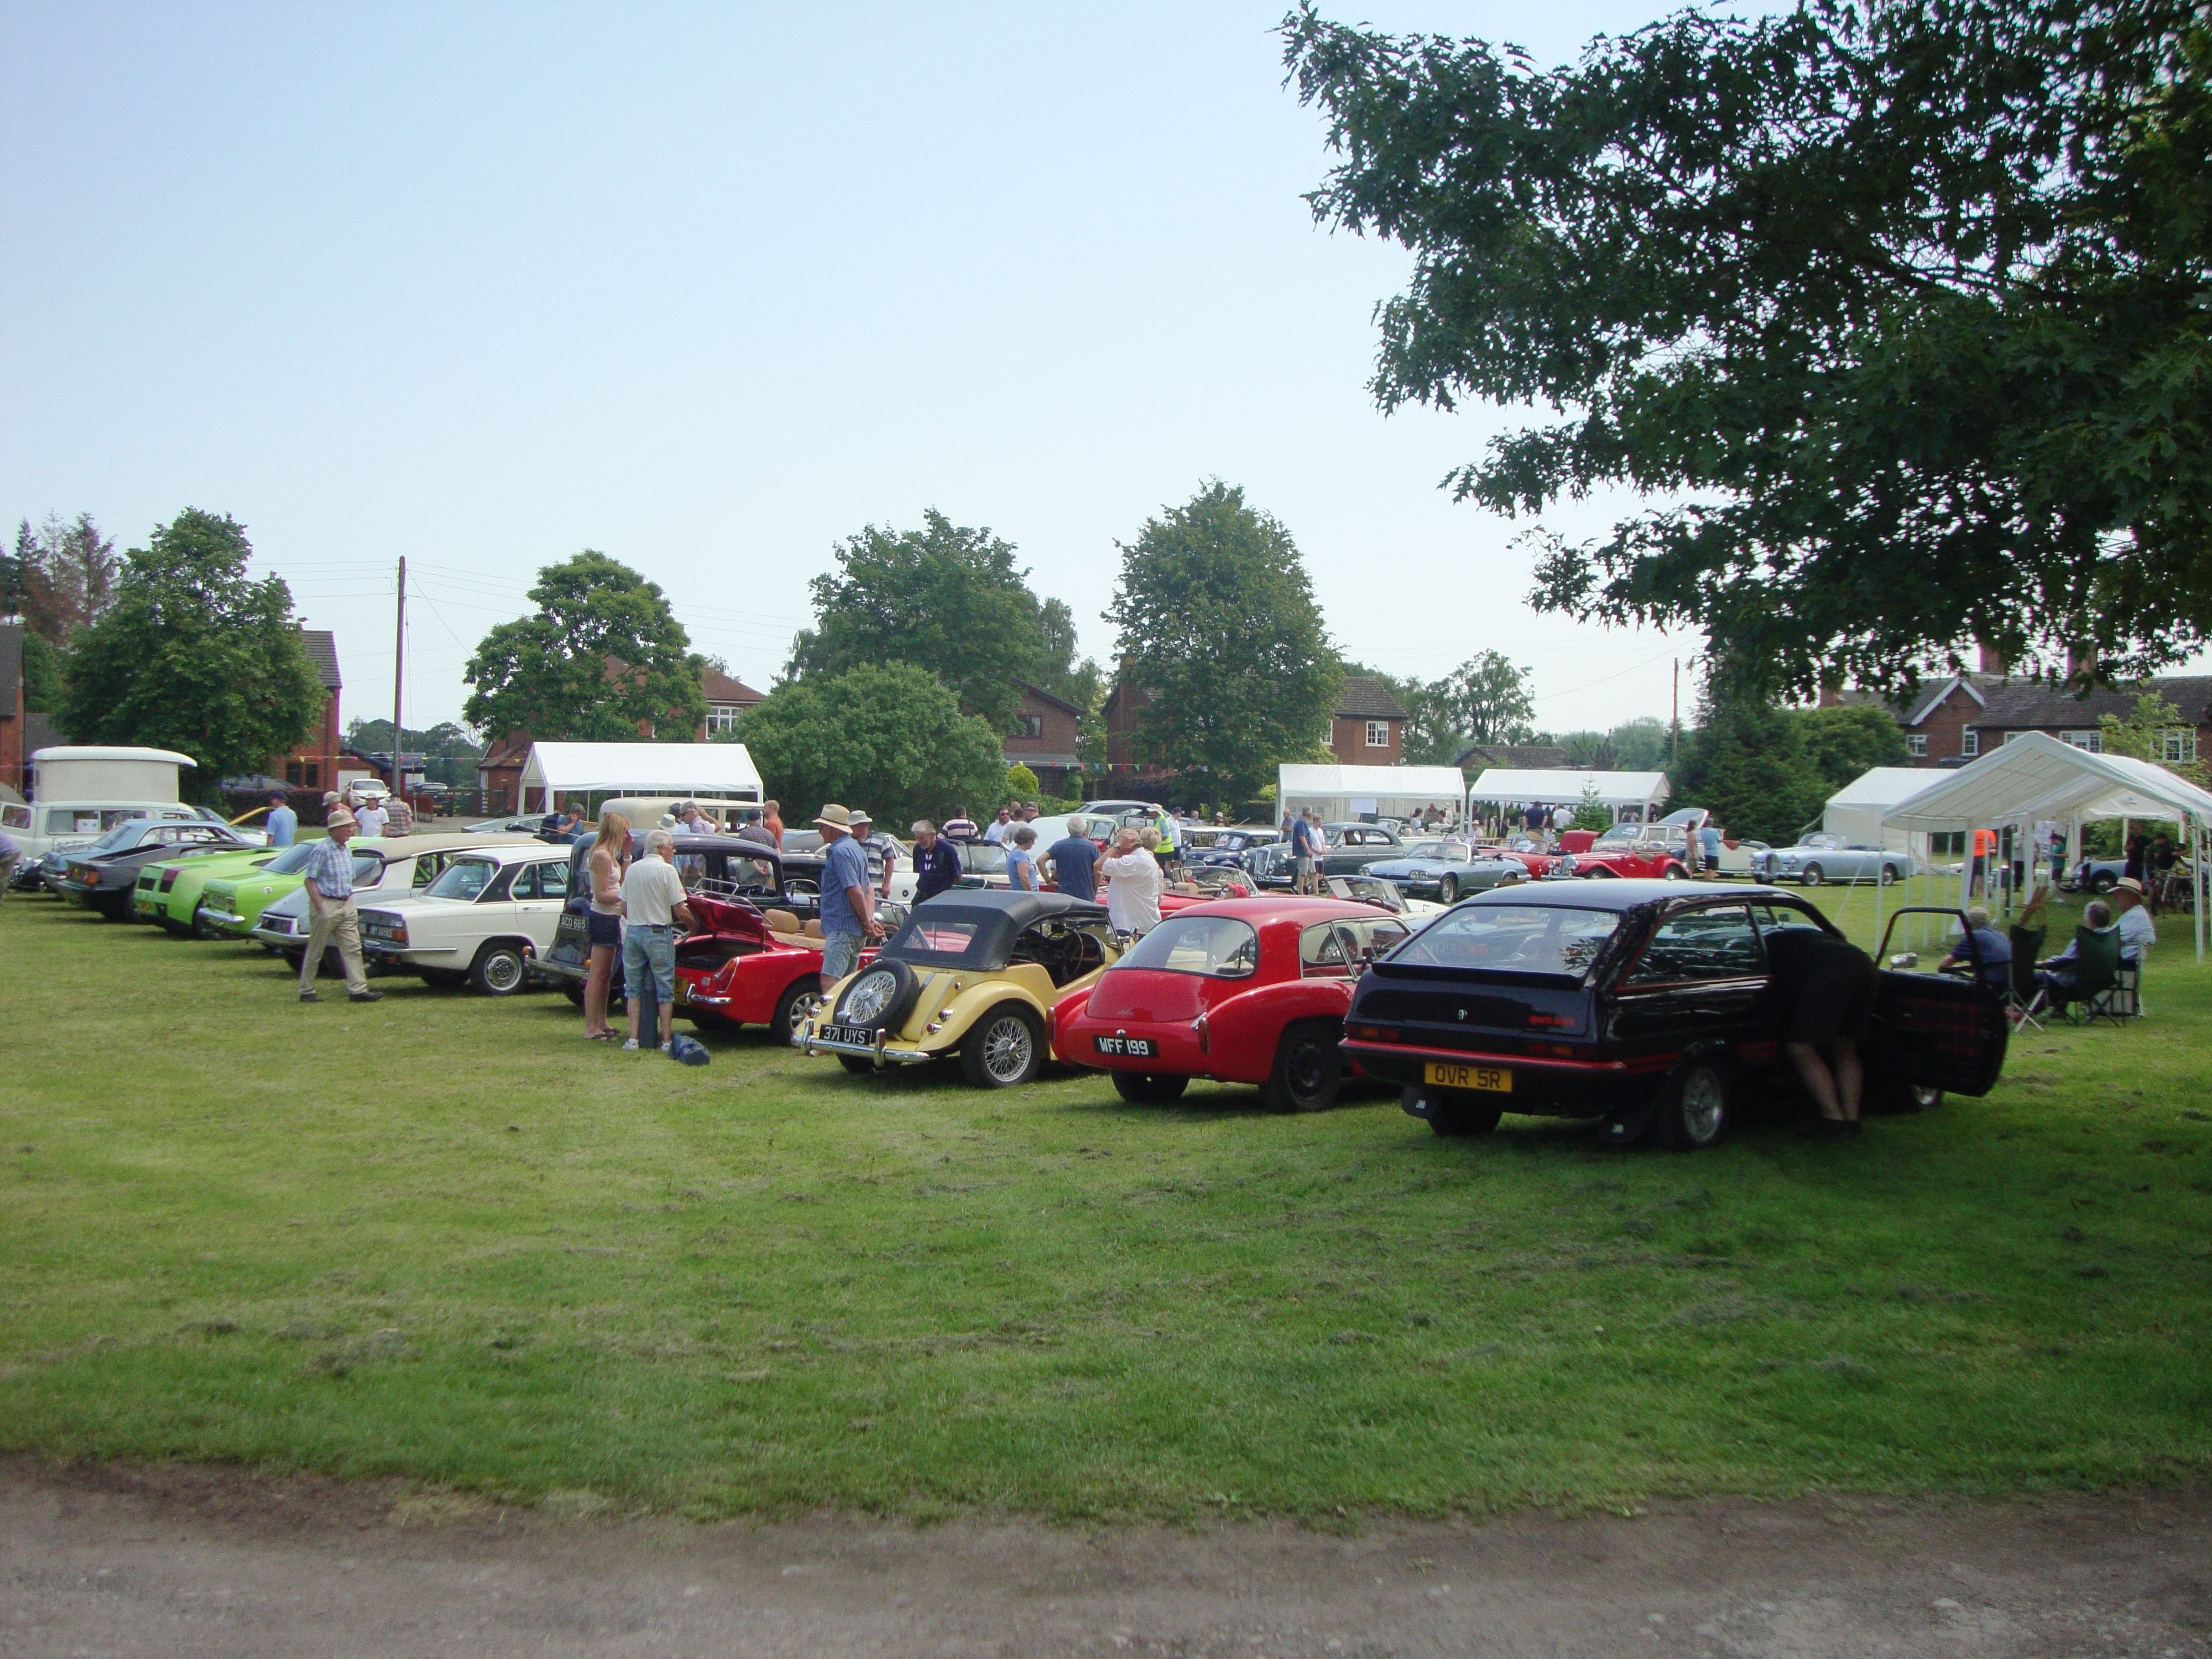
(2067, 642), (2097, 681)
(1976, 641), (2007, 676)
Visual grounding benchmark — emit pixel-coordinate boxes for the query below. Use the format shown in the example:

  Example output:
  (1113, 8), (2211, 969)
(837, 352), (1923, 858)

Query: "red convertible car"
(1492, 827), (1693, 883)
(1051, 896), (1413, 1112)
(672, 891), (871, 1044)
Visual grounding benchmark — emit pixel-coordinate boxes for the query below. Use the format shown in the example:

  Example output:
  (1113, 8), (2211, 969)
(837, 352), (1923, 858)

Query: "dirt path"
(2, 1459), (2205, 1657)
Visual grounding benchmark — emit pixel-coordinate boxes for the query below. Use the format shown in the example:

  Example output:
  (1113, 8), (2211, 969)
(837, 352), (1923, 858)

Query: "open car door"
(1868, 909), (2009, 1097)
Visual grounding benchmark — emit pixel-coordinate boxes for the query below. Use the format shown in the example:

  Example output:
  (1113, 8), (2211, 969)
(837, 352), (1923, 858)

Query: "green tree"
(59, 509), (324, 803)
(1606, 716), (1671, 773)
(1673, 688), (1830, 846)
(1799, 703), (1908, 793)
(344, 718), (485, 789)
(738, 662), (1009, 829)
(1004, 762), (1042, 802)
(1569, 783), (1611, 833)
(2099, 689), (2210, 785)
(1105, 483), (1341, 805)
(786, 510), (1074, 733)
(7, 513), (117, 644)
(1362, 653), (1533, 763)
(1285, 2), (2212, 697)
(463, 552), (705, 742)
(20, 632), (61, 713)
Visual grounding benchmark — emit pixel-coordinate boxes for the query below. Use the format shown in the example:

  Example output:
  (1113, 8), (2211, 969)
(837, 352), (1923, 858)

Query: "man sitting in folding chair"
(2034, 899), (2126, 1024)
(2105, 877), (2156, 1016)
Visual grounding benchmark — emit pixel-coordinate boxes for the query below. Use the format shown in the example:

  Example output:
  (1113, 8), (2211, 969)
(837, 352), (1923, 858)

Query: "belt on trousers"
(633, 923), (673, 931)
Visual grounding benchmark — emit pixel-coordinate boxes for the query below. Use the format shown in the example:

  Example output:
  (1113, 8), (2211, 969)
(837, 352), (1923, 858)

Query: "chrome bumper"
(200, 908), (247, 928)
(799, 1027), (935, 1067)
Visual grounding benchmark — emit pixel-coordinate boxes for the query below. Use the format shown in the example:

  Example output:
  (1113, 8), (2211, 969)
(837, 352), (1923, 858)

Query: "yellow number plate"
(1426, 1061), (1511, 1093)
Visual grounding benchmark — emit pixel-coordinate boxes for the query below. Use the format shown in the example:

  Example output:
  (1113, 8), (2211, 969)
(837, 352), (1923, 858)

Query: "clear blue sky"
(4, 2), (1710, 739)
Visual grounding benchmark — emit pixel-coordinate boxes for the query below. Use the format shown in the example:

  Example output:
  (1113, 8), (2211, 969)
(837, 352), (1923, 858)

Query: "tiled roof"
(1015, 680), (1085, 717)
(1335, 675), (1408, 721)
(702, 667), (766, 705)
(300, 629), (342, 690)
(477, 734), (533, 769)
(1973, 674), (2212, 729)
(1455, 742), (1571, 770)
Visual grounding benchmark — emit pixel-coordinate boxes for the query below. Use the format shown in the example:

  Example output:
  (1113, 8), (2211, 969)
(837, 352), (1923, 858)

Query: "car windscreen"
(1112, 914), (1260, 978)
(1389, 904), (1623, 979)
(1406, 839), (1471, 862)
(70, 816), (148, 849)
(962, 844), (1008, 874)
(426, 858), (500, 901)
(263, 842), (321, 875)
(881, 906), (1010, 969)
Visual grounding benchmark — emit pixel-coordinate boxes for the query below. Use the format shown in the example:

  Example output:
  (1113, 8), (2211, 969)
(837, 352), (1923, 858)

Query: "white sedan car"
(356, 842), (581, 994)
(252, 833), (538, 966)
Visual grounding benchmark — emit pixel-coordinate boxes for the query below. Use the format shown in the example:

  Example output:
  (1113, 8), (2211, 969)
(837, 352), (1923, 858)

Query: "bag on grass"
(668, 1033), (711, 1067)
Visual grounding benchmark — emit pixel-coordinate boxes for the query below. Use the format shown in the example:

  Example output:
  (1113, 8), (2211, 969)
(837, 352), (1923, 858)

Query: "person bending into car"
(1765, 924), (1880, 1140)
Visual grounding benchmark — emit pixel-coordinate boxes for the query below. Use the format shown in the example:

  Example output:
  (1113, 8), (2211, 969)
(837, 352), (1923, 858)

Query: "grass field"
(3, 879), (2208, 1523)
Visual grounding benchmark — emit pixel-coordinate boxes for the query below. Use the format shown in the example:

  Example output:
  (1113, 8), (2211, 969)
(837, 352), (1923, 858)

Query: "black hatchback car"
(1340, 881), (2006, 1150)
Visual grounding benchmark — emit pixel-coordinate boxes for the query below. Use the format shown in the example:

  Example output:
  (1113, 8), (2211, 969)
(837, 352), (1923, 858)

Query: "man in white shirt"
(352, 798), (388, 839)
(2110, 877), (2157, 963)
(982, 807), (1013, 845)
(620, 828), (696, 1053)
(1098, 827), (1162, 938)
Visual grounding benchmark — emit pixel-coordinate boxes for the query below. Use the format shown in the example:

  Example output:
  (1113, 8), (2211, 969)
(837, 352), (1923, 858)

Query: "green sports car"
(197, 842), (387, 938)
(134, 844), (288, 933)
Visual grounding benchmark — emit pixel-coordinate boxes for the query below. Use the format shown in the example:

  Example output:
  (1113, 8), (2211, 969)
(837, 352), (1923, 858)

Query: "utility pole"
(392, 556), (406, 808)
(1670, 658), (1679, 764)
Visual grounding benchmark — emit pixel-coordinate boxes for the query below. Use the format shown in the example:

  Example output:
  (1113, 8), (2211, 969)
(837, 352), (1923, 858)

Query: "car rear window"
(427, 858), (499, 900)
(1115, 915), (1260, 978)
(1390, 904), (1622, 978)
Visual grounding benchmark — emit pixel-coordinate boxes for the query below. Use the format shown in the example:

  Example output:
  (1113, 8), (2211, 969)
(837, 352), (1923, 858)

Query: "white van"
(8, 747), (211, 865)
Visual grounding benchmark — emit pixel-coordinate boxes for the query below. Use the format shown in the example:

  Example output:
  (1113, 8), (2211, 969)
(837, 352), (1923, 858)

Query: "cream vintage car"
(801, 889), (1120, 1087)
(356, 841), (580, 994)
(251, 832), (538, 967)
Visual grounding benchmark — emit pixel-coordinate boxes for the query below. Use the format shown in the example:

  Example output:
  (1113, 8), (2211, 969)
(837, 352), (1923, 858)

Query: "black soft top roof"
(885, 889), (1110, 971)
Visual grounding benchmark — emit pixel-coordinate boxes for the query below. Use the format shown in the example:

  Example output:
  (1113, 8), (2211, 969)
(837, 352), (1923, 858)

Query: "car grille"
(262, 914), (296, 935)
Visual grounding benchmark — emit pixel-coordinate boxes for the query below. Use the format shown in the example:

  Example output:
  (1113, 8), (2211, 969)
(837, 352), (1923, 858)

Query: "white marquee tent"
(1879, 731), (2212, 961)
(1823, 766), (1939, 858)
(1276, 764), (1469, 826)
(517, 742), (763, 815)
(1467, 768), (1671, 822)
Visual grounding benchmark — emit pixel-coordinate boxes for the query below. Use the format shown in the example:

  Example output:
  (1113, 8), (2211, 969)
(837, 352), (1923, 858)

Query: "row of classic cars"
(790, 880), (2005, 1149)
(33, 800), (2001, 1153)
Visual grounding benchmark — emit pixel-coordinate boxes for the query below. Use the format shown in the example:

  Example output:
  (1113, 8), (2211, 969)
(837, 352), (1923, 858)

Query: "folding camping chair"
(2006, 923), (2048, 1030)
(2046, 924), (2127, 1027)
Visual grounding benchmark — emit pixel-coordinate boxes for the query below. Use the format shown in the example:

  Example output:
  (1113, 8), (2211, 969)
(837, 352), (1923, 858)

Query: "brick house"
(270, 629), (344, 792)
(1965, 675), (2212, 764)
(1003, 680), (1084, 797)
(1104, 671), (1411, 792)
(474, 733), (533, 816)
(698, 667), (766, 740)
(1323, 675), (1408, 762)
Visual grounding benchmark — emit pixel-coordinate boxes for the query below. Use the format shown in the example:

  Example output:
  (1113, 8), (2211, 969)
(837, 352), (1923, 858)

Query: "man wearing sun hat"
(815, 804), (886, 995)
(299, 805), (380, 1004)
(2107, 875), (2158, 966)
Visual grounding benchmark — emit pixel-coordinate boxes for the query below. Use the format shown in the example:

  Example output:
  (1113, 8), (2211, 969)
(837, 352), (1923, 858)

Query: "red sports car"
(1051, 896), (1413, 1112)
(672, 891), (873, 1045)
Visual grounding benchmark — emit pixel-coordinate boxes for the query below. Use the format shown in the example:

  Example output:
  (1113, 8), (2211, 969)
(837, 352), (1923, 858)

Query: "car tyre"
(419, 967), (468, 988)
(1662, 862), (1684, 880)
(2089, 871), (2115, 894)
(773, 978), (822, 1047)
(1112, 1071), (1189, 1105)
(1261, 1020), (1342, 1113)
(961, 1004), (1044, 1088)
(1408, 1086), (1501, 1136)
(561, 984), (585, 1009)
(837, 1055), (874, 1074)
(1879, 863), (1900, 886)
(1652, 1058), (1730, 1151)
(469, 941), (530, 997)
(1438, 874), (1459, 904)
(834, 959), (921, 1033)
(1801, 862), (1825, 886)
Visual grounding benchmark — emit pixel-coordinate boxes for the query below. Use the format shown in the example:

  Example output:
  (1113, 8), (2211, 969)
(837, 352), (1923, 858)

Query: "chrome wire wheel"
(841, 968), (899, 1025)
(782, 988), (822, 1044)
(978, 1013), (1034, 1084)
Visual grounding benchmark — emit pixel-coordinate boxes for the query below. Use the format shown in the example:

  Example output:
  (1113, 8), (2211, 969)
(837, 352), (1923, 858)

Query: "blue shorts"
(820, 931), (863, 983)
(588, 909), (622, 948)
(623, 924), (675, 1003)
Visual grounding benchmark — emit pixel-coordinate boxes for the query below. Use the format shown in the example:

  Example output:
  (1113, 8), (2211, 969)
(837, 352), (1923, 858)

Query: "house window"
(1022, 714), (1044, 739)
(1961, 729), (1979, 757)
(2004, 731), (2025, 743)
(1365, 720), (1391, 748)
(285, 760), (304, 785)
(1322, 725), (1335, 748)
(706, 705), (741, 734)
(2164, 728), (2199, 764)
(2062, 729), (2105, 753)
(1906, 734), (1928, 758)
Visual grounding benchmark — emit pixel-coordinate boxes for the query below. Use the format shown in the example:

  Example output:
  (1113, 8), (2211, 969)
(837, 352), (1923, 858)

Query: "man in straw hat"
(299, 805), (380, 1003)
(815, 804), (886, 995)
(2107, 875), (2158, 965)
